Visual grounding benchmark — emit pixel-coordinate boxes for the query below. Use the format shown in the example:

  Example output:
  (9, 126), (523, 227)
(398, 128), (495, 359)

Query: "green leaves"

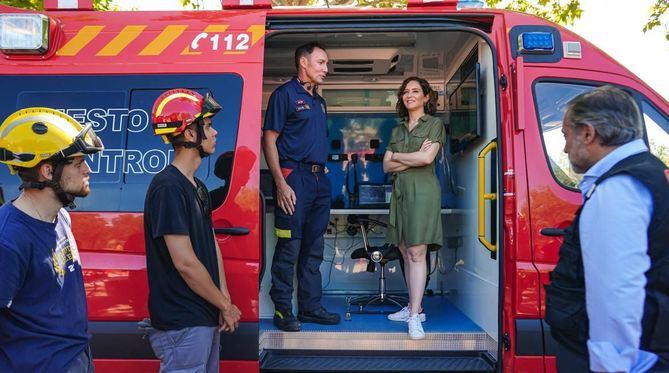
(3, 0), (42, 11)
(269, 0), (404, 6)
(485, 0), (582, 25)
(265, 0), (583, 24)
(643, 0), (668, 41)
(6, 0), (665, 42)
(3, 0), (115, 11)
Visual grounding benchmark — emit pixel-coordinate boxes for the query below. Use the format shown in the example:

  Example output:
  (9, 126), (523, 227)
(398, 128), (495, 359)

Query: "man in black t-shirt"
(144, 89), (241, 373)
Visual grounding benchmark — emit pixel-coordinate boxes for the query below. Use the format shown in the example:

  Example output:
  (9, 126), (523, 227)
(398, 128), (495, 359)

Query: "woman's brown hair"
(395, 76), (438, 118)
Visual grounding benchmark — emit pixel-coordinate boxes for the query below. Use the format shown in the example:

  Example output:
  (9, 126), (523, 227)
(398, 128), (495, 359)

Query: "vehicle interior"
(258, 28), (501, 372)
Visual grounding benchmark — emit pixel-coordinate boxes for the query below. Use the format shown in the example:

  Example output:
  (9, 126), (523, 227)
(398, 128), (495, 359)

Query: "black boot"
(298, 307), (341, 325)
(273, 309), (301, 332)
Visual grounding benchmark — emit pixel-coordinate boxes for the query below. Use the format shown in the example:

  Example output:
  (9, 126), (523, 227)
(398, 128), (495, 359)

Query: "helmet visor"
(59, 123), (105, 159)
(201, 92), (222, 119)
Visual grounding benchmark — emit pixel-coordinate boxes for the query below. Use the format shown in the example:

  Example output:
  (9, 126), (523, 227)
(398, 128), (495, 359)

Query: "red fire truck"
(0, 0), (667, 372)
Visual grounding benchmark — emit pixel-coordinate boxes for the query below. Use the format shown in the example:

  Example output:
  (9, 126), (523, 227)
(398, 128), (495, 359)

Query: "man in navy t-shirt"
(144, 89), (241, 373)
(262, 42), (341, 332)
(0, 108), (104, 372)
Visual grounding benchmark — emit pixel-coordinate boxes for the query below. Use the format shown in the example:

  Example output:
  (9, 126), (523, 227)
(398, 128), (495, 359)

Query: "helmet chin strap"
(195, 124), (210, 159)
(172, 121), (211, 158)
(19, 160), (77, 209)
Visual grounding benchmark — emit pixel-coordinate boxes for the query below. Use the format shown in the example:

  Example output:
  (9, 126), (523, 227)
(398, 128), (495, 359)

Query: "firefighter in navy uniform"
(544, 86), (669, 372)
(262, 42), (341, 332)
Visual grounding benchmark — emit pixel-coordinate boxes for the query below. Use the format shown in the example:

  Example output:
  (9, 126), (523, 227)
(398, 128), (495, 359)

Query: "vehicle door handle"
(214, 227), (250, 236)
(540, 228), (565, 237)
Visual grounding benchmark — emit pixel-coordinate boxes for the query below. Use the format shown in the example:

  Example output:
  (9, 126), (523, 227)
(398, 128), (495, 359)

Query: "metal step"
(260, 330), (497, 353)
(260, 350), (496, 372)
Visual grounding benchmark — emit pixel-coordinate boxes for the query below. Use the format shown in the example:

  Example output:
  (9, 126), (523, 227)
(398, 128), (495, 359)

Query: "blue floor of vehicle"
(260, 294), (482, 333)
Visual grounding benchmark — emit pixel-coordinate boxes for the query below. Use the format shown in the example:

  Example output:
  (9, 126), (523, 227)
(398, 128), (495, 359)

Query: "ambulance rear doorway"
(259, 28), (500, 372)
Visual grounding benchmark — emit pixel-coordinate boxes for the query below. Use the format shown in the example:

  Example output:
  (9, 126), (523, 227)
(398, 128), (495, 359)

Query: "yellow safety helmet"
(0, 107), (104, 174)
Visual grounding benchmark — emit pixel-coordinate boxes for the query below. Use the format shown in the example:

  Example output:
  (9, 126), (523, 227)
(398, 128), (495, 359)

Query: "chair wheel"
(345, 312), (351, 321)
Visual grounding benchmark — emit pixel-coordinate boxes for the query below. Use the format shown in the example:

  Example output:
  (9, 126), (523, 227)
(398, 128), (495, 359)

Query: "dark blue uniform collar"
(290, 76), (322, 98)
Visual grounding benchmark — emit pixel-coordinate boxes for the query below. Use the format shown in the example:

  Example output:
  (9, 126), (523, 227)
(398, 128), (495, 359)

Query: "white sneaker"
(387, 306), (426, 322)
(407, 314), (425, 340)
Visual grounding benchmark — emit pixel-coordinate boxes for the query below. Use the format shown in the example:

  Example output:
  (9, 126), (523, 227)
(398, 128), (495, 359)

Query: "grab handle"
(478, 141), (497, 253)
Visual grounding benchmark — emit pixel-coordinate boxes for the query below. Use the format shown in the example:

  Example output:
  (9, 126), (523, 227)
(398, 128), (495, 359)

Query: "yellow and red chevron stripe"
(139, 25), (189, 56)
(55, 24), (264, 58)
(56, 25), (105, 56)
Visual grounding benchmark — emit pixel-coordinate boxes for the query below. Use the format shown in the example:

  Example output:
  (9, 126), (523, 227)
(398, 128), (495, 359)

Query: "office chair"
(345, 216), (408, 320)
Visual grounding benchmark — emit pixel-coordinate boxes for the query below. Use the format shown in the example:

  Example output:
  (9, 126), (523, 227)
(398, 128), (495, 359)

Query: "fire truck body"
(0, 1), (667, 371)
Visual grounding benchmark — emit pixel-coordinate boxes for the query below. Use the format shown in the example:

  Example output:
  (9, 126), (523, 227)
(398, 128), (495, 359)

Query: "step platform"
(260, 295), (498, 372)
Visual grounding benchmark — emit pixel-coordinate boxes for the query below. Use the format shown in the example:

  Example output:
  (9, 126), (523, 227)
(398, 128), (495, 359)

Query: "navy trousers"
(270, 167), (331, 313)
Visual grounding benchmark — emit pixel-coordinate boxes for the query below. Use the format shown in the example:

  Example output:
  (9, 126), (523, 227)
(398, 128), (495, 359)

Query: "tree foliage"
(269, 0), (666, 39)
(180, 0), (207, 10)
(5, 0), (665, 41)
(270, 0), (581, 25)
(485, 0), (582, 25)
(643, 0), (668, 41)
(2, 0), (115, 11)
(1, 0), (582, 25)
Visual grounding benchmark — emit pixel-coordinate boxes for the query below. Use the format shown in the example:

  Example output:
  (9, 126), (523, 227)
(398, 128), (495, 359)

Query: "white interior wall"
(439, 40), (500, 340)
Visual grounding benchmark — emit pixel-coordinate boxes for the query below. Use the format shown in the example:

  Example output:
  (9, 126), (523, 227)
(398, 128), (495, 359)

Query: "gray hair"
(565, 85), (643, 146)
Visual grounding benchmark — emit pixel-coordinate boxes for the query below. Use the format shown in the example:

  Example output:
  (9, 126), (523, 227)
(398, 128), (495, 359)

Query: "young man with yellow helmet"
(0, 107), (104, 372)
(144, 89), (241, 373)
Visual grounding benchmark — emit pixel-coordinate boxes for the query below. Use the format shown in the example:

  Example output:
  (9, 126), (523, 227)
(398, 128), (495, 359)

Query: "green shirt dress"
(386, 114), (445, 251)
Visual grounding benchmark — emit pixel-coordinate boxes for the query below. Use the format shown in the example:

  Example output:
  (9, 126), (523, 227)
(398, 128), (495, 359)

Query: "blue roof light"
(518, 32), (555, 54)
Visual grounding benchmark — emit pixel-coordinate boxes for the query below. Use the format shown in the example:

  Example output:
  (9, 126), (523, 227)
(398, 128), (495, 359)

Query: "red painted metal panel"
(406, 0), (458, 9)
(514, 261), (541, 317)
(94, 360), (159, 372)
(42, 9), (270, 324)
(521, 68), (667, 269)
(94, 359), (258, 373)
(1, 11), (267, 74)
(507, 356), (546, 373)
(45, 0), (94, 10)
(545, 356), (558, 373)
(221, 0), (272, 9)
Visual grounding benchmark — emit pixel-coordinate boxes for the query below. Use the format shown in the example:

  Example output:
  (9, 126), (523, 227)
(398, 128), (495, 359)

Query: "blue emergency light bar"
(518, 32), (555, 54)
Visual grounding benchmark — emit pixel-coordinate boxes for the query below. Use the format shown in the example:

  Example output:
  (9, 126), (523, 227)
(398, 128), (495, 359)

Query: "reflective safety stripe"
(139, 25), (188, 56)
(154, 127), (175, 135)
(275, 228), (291, 239)
(56, 25), (105, 56)
(96, 25), (147, 56)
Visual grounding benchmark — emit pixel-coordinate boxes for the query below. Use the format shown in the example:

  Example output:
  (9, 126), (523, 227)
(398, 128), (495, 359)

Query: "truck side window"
(534, 82), (596, 188)
(641, 101), (669, 167)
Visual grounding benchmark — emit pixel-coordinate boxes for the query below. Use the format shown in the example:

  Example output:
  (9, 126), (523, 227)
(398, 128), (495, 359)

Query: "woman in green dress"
(383, 76), (445, 340)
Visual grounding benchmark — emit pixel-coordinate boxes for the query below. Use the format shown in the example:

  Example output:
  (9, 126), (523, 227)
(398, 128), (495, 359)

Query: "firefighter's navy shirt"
(0, 204), (89, 372)
(263, 76), (328, 165)
(144, 165), (220, 330)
